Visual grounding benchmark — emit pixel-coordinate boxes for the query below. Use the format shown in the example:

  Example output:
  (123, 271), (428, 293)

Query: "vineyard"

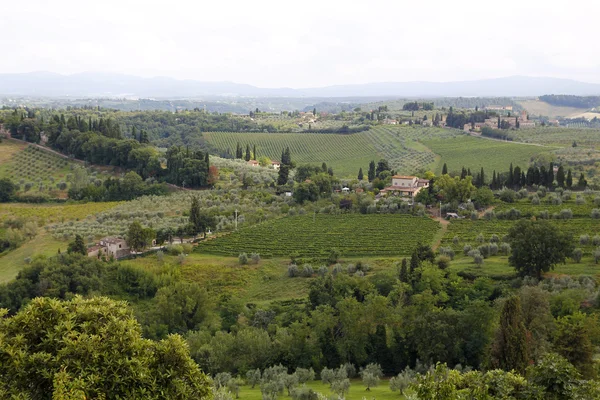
(204, 131), (378, 177)
(423, 136), (547, 174)
(441, 218), (600, 252)
(197, 214), (441, 257)
(493, 196), (599, 218)
(363, 126), (456, 173)
(510, 127), (600, 147)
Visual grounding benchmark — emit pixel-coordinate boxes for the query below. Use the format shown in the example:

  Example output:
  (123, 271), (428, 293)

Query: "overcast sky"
(2, 0), (599, 88)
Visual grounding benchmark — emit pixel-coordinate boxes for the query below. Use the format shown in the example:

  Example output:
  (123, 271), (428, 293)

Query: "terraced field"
(423, 136), (547, 174)
(197, 213), (441, 257)
(204, 131), (378, 177)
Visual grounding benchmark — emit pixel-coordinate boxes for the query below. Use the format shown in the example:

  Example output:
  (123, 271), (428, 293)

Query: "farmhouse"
(380, 175), (429, 200)
(271, 161), (281, 170)
(88, 237), (130, 259)
(247, 160), (259, 167)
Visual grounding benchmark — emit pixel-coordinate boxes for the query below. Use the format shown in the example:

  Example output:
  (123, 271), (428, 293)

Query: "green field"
(423, 136), (547, 174)
(234, 379), (401, 400)
(197, 214), (441, 257)
(204, 131), (378, 178)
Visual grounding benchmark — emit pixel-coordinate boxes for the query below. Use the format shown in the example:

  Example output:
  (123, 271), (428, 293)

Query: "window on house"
(119, 244), (121, 248)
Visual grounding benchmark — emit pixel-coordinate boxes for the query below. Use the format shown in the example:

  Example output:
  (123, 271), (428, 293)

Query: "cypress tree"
(556, 166), (565, 187)
(368, 161), (376, 182)
(578, 173), (587, 188)
(460, 167), (467, 180)
(547, 163), (554, 186)
(442, 163), (448, 175)
(513, 166), (521, 189)
(508, 163), (514, 187)
(322, 162), (327, 172)
(566, 169), (573, 188)
(399, 258), (408, 283)
(491, 296), (529, 374)
(245, 145), (251, 161)
(253, 145), (256, 160)
(480, 167), (485, 187)
(358, 168), (364, 181)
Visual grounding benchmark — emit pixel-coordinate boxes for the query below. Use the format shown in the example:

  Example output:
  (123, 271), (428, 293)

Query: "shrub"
(474, 254), (484, 267)
(571, 248), (583, 263)
(470, 212), (478, 220)
(452, 236), (460, 245)
(593, 236), (600, 246)
(490, 234), (499, 243)
(531, 195), (540, 205)
(463, 245), (473, 256)
(594, 248), (600, 264)
(476, 233), (484, 243)
(301, 264), (314, 277)
(559, 209), (573, 220)
(288, 264), (299, 277)
(591, 209), (600, 219)
(499, 188), (516, 203)
(580, 235), (590, 245)
(251, 253), (261, 264)
(477, 244), (490, 258)
(238, 252), (248, 265)
(437, 255), (451, 270)
(439, 247), (455, 260)
(499, 242), (511, 256)
(156, 250), (164, 262)
(484, 210), (496, 220)
(182, 243), (193, 254)
(489, 243), (499, 256)
(167, 244), (184, 256)
(317, 265), (328, 277)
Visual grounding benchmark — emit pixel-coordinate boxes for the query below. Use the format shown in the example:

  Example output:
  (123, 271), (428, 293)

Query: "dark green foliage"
(491, 296), (529, 374)
(0, 178), (17, 202)
(506, 220), (574, 279)
(368, 161), (376, 182)
(67, 234), (87, 256)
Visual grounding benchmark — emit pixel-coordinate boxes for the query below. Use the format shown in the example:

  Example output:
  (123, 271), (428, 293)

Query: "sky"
(2, 0), (600, 88)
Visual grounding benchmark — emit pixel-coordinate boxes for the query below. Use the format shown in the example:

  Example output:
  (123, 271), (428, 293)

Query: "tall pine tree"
(491, 296), (529, 374)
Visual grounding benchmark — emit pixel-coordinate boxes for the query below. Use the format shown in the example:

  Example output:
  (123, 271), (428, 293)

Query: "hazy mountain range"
(2, 72), (600, 98)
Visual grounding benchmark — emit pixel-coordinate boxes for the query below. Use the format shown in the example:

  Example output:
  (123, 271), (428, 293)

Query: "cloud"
(2, 0), (600, 87)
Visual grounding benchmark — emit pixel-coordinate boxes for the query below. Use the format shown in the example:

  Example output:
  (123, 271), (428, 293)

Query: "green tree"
(245, 144), (251, 161)
(506, 220), (574, 279)
(566, 169), (573, 188)
(442, 163), (448, 175)
(490, 296), (529, 374)
(578, 173), (587, 188)
(126, 221), (155, 253)
(553, 312), (596, 378)
(556, 165), (565, 188)
(67, 234), (87, 256)
(0, 296), (211, 399)
(0, 178), (16, 202)
(189, 196), (202, 235)
(358, 167), (364, 181)
(368, 161), (376, 182)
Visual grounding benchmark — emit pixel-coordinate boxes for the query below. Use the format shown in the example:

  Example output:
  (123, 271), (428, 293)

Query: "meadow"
(422, 136), (547, 174)
(518, 100), (584, 119)
(197, 214), (440, 258)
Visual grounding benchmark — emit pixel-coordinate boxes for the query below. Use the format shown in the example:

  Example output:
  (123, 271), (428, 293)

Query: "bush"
(301, 264), (314, 277)
(593, 236), (600, 246)
(452, 236), (460, 245)
(474, 254), (484, 266)
(489, 243), (499, 256)
(580, 235), (590, 245)
(477, 244), (490, 258)
(437, 255), (451, 270)
(591, 209), (600, 219)
(288, 264), (299, 277)
(182, 243), (193, 254)
(499, 188), (516, 203)
(559, 209), (573, 220)
(490, 234), (499, 243)
(439, 247), (455, 260)
(251, 253), (261, 264)
(463, 245), (473, 256)
(476, 233), (484, 243)
(238, 252), (248, 265)
(317, 265), (328, 277)
(571, 248), (583, 263)
(470, 212), (478, 220)
(167, 244), (184, 256)
(499, 242), (511, 256)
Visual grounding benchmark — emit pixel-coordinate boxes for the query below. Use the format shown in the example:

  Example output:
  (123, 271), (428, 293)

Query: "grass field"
(0, 232), (64, 283)
(518, 100), (585, 119)
(0, 138), (26, 163)
(423, 136), (547, 174)
(235, 379), (401, 400)
(197, 214), (440, 258)
(204, 131), (378, 178)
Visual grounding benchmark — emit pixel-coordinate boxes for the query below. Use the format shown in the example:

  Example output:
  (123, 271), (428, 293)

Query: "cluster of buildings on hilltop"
(465, 110), (536, 133)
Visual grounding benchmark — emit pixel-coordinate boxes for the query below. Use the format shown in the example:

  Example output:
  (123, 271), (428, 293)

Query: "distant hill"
(2, 72), (600, 98)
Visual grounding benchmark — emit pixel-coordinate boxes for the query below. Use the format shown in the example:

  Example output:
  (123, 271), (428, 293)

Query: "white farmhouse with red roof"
(380, 175), (429, 200)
